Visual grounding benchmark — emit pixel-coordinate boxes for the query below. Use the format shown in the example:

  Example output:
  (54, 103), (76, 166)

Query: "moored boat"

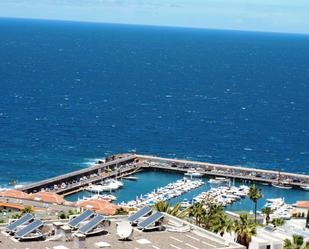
(184, 169), (203, 177)
(122, 176), (138, 181)
(208, 177), (230, 184)
(272, 183), (293, 189)
(300, 185), (309, 191)
(83, 194), (117, 202)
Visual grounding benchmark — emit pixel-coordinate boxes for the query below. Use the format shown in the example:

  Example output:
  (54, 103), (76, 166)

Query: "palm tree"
(248, 185), (262, 224)
(188, 202), (206, 226)
(154, 201), (170, 213)
(233, 214), (257, 249)
(154, 201), (188, 219)
(283, 235), (308, 249)
(271, 217), (285, 228)
(261, 207), (272, 224)
(211, 214), (234, 236)
(203, 203), (224, 229)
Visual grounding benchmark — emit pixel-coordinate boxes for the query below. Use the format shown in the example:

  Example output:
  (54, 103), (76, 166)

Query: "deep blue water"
(0, 18), (309, 187)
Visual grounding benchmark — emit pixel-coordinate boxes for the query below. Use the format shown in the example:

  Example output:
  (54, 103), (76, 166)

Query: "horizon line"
(1, 16), (309, 37)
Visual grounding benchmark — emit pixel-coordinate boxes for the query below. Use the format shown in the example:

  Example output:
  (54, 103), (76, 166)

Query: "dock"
(137, 154), (309, 187)
(19, 154), (138, 194)
(18, 153), (309, 196)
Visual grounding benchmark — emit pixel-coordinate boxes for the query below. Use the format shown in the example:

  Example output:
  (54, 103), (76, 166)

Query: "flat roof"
(0, 215), (244, 249)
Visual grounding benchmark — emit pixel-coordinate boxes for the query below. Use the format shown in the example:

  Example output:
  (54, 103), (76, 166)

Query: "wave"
(80, 158), (103, 167)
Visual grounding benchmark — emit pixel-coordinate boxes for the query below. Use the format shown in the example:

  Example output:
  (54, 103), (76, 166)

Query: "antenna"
(117, 221), (133, 240)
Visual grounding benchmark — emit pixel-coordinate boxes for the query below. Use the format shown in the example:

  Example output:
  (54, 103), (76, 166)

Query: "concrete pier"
(137, 154), (309, 187)
(19, 154), (137, 194)
(19, 153), (309, 195)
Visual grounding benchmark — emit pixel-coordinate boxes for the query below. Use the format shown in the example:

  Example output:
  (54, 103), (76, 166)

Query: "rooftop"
(0, 214), (244, 249)
(76, 199), (120, 215)
(0, 202), (42, 212)
(0, 189), (29, 199)
(295, 201), (309, 209)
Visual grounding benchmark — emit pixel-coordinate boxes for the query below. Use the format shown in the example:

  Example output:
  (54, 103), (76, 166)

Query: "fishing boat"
(272, 171), (293, 189)
(272, 183), (293, 189)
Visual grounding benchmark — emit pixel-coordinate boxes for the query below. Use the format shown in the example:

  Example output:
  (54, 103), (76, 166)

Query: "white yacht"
(300, 185), (309, 191)
(82, 194), (117, 202)
(184, 169), (203, 177)
(208, 177), (230, 184)
(86, 179), (124, 193)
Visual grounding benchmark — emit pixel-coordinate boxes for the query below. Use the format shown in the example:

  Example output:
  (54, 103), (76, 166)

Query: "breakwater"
(19, 153), (309, 196)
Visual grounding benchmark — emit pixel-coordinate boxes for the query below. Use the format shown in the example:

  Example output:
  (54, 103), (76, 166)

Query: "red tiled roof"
(0, 202), (42, 211)
(29, 192), (65, 204)
(0, 189), (29, 199)
(295, 201), (309, 209)
(76, 199), (120, 215)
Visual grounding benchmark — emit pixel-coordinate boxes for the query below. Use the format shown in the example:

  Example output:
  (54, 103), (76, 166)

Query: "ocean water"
(0, 18), (309, 187)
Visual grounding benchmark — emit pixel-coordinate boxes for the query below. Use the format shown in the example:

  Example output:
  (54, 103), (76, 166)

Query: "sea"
(0, 18), (308, 203)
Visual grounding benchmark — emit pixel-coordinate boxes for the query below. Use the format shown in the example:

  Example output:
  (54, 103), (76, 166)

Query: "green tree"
(271, 217), (285, 228)
(248, 185), (262, 224)
(154, 201), (188, 219)
(114, 207), (129, 215)
(21, 206), (34, 214)
(211, 213), (234, 236)
(202, 203), (224, 229)
(58, 211), (67, 219)
(261, 207), (273, 225)
(283, 235), (308, 249)
(12, 213), (22, 219)
(188, 202), (206, 226)
(233, 214), (257, 249)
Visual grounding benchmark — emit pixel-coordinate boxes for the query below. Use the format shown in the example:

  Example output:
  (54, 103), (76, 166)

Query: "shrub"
(59, 212), (67, 219)
(114, 208), (129, 215)
(12, 213), (22, 219)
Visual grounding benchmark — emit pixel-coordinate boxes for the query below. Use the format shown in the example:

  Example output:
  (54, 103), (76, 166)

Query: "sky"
(1, 0), (309, 34)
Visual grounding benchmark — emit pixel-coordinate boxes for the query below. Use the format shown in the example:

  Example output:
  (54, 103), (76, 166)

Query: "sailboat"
(272, 171), (293, 189)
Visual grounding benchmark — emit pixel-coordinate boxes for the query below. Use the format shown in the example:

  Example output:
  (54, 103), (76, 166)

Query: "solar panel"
(68, 210), (94, 228)
(6, 213), (33, 232)
(128, 206), (152, 223)
(79, 215), (105, 234)
(137, 212), (164, 229)
(14, 220), (43, 239)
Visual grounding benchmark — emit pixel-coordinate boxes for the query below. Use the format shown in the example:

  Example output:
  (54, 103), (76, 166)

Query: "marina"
(12, 154), (308, 212)
(120, 177), (204, 208)
(18, 154), (309, 197)
(64, 170), (309, 213)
